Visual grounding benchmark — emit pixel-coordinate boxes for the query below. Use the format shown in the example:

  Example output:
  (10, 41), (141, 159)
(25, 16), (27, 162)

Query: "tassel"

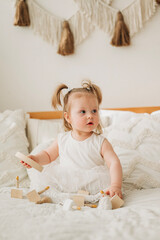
(14, 0), (30, 26)
(111, 11), (130, 47)
(58, 21), (74, 56)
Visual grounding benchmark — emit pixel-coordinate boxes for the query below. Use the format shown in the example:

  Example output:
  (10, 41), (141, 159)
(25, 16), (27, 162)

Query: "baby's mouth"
(87, 122), (93, 125)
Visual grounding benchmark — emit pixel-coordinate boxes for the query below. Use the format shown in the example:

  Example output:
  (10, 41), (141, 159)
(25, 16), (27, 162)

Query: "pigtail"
(82, 80), (102, 104)
(52, 84), (68, 109)
(52, 83), (72, 132)
(91, 83), (102, 105)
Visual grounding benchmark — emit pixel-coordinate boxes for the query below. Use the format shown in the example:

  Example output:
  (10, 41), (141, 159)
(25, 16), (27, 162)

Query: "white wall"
(0, 0), (160, 112)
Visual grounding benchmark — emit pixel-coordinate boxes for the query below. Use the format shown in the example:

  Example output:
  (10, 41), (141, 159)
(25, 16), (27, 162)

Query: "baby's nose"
(87, 112), (93, 118)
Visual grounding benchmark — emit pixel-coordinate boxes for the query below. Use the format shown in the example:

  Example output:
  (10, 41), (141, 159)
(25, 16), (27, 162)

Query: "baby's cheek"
(77, 118), (85, 126)
(95, 116), (100, 125)
(80, 121), (86, 128)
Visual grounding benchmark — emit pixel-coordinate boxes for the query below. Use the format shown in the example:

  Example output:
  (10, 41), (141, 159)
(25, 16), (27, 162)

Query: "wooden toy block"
(84, 203), (97, 208)
(38, 186), (50, 195)
(15, 152), (43, 172)
(11, 189), (23, 199)
(27, 190), (41, 202)
(77, 190), (89, 195)
(72, 206), (81, 210)
(27, 186), (50, 203)
(72, 195), (85, 207)
(110, 194), (124, 209)
(36, 196), (52, 204)
(16, 176), (19, 188)
(100, 190), (104, 194)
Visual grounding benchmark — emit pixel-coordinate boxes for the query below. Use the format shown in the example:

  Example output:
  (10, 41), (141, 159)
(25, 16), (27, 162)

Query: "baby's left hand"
(105, 186), (123, 199)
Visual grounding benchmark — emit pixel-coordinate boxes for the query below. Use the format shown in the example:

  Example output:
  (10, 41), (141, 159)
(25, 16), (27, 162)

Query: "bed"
(0, 106), (160, 240)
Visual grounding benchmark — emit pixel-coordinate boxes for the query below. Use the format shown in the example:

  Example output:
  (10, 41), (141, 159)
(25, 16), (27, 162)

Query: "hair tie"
(67, 87), (72, 93)
(63, 87), (72, 96)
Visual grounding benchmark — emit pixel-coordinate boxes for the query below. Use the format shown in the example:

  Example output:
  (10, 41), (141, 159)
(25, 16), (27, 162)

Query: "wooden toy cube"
(11, 189), (23, 199)
(111, 194), (124, 209)
(72, 195), (85, 207)
(27, 190), (41, 202)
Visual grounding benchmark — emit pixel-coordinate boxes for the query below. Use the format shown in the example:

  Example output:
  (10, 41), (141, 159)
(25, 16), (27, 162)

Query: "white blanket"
(1, 187), (160, 240)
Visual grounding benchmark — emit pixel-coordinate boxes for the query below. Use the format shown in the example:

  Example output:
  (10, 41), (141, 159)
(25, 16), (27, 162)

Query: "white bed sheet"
(0, 187), (160, 240)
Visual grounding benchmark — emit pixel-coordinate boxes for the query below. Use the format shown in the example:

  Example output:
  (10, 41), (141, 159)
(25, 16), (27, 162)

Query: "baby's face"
(66, 93), (99, 134)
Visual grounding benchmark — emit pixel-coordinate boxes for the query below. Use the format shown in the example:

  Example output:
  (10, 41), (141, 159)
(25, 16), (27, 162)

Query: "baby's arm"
(20, 138), (59, 168)
(101, 138), (123, 199)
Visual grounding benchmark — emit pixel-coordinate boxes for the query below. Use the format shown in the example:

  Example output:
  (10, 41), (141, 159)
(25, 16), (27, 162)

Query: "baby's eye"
(80, 110), (86, 114)
(92, 109), (97, 113)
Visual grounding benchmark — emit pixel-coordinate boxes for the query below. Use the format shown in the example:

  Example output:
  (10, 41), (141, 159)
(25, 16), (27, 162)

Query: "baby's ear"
(64, 112), (71, 123)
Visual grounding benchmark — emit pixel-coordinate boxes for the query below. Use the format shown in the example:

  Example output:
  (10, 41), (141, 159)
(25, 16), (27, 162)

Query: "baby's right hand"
(20, 155), (37, 169)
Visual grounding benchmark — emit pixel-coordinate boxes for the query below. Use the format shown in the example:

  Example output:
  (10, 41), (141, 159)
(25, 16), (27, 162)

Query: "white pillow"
(100, 109), (145, 127)
(26, 118), (63, 151)
(103, 113), (160, 189)
(0, 109), (29, 187)
(151, 110), (160, 116)
(104, 114), (160, 159)
(123, 157), (160, 189)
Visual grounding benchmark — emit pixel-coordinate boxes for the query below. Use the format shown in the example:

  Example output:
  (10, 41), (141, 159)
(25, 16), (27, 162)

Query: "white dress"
(43, 131), (110, 195)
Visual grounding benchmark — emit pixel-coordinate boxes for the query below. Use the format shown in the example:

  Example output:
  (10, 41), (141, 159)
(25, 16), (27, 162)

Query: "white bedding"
(1, 187), (160, 240)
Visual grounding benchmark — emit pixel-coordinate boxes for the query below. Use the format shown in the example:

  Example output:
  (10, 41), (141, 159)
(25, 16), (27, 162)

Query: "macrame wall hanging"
(76, 0), (158, 46)
(13, 0), (159, 55)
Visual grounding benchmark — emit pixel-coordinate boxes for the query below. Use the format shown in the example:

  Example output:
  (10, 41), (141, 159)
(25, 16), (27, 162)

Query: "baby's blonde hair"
(52, 80), (102, 134)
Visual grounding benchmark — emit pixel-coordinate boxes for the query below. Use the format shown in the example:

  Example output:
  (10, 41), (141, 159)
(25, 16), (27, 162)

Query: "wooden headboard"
(28, 106), (160, 119)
